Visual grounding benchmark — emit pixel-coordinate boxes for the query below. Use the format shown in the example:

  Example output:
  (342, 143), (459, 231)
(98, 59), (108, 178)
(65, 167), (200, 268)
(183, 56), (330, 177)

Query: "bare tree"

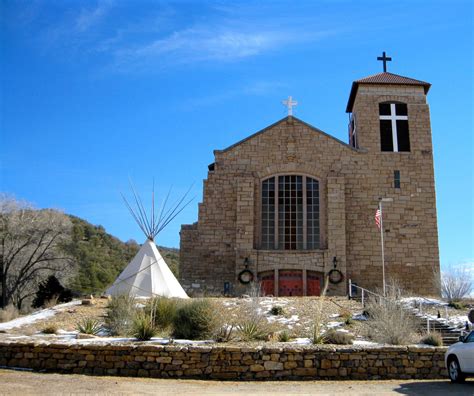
(439, 264), (473, 303)
(0, 195), (72, 309)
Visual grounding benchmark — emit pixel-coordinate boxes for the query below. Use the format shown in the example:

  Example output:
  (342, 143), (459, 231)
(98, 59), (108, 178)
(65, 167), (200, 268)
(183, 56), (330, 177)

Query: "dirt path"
(0, 369), (472, 395)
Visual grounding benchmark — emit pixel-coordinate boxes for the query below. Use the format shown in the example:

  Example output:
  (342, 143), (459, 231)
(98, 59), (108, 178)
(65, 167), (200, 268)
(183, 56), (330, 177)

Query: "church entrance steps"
(348, 283), (463, 346)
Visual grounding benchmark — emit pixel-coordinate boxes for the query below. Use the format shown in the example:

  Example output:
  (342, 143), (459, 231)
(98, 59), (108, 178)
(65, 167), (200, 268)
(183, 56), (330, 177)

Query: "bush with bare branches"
(365, 281), (417, 345)
(0, 195), (72, 309)
(439, 265), (473, 303)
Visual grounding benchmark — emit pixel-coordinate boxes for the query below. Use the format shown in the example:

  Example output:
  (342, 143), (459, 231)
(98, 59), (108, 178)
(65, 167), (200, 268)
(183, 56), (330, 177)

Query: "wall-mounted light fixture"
(333, 256), (338, 269)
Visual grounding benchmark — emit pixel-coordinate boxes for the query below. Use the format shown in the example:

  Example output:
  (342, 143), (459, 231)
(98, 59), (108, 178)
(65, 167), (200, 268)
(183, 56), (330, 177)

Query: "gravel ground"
(0, 369), (472, 395)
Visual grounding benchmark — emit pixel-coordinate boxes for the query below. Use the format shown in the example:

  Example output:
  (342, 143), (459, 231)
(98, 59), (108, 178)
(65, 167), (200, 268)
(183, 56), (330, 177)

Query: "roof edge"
(346, 72), (431, 113)
(216, 116), (358, 154)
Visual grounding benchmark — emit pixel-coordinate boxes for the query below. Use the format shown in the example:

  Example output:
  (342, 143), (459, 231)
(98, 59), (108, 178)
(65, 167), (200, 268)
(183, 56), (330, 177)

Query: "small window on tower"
(379, 103), (410, 152)
(394, 170), (401, 189)
(348, 113), (357, 148)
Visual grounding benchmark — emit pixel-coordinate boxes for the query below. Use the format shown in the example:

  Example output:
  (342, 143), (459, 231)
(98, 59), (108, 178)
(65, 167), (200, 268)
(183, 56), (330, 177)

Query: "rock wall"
(0, 342), (447, 380)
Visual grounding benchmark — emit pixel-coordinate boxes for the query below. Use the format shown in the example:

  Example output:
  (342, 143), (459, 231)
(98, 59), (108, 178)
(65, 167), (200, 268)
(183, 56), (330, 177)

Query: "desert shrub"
(0, 305), (19, 323)
(278, 330), (290, 342)
(324, 329), (354, 345)
(269, 306), (285, 316)
(448, 301), (465, 310)
(172, 299), (218, 340)
(146, 297), (181, 330)
(105, 294), (136, 336)
(76, 318), (102, 335)
(131, 311), (157, 341)
(420, 332), (443, 346)
(32, 275), (73, 308)
(365, 296), (417, 345)
(41, 324), (58, 334)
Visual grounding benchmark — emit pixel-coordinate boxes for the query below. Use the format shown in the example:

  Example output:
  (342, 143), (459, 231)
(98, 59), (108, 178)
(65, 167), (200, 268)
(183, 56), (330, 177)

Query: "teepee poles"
(121, 179), (194, 241)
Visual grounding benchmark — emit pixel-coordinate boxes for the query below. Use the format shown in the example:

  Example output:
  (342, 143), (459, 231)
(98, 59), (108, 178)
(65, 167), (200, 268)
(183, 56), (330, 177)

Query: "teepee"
(106, 182), (191, 299)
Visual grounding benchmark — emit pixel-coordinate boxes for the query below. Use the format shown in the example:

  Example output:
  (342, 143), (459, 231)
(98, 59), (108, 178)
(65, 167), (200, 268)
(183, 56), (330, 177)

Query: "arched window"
(261, 175), (320, 250)
(379, 102), (410, 152)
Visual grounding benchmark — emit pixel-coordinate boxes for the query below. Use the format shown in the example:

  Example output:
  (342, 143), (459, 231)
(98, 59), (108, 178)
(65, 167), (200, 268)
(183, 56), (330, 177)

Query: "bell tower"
(344, 54), (441, 295)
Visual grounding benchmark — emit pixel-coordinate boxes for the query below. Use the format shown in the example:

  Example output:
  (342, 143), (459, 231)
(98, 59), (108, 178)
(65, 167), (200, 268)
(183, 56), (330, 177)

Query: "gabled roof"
(217, 116), (357, 154)
(346, 72), (431, 113)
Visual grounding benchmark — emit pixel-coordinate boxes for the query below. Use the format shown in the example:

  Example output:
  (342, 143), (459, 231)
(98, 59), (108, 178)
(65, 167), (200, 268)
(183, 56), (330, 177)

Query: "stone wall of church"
(180, 84), (440, 296)
(180, 117), (355, 296)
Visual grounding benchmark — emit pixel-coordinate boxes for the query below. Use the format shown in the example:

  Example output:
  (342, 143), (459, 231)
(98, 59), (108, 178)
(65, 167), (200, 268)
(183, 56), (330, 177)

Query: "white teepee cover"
(106, 239), (188, 298)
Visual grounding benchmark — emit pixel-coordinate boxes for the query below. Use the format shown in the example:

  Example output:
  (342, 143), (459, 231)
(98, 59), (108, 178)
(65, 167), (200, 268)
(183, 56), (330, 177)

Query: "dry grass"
(0, 296), (366, 344)
(324, 329), (354, 345)
(0, 305), (19, 323)
(420, 332), (443, 347)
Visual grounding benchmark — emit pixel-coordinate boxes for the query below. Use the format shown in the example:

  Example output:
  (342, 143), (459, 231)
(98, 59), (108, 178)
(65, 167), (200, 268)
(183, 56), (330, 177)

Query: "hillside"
(64, 215), (180, 295)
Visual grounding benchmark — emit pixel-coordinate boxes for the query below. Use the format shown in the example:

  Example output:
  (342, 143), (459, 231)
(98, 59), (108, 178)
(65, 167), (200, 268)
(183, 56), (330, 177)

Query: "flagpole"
(379, 200), (386, 297)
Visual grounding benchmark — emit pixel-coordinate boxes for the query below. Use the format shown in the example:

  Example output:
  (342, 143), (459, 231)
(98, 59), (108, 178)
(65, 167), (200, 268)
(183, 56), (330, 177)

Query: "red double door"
(278, 270), (304, 296)
(258, 270), (322, 296)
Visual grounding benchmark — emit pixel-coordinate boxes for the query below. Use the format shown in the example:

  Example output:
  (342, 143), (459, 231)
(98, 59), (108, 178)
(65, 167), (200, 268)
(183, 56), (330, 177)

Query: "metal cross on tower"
(282, 96), (298, 116)
(377, 51), (392, 72)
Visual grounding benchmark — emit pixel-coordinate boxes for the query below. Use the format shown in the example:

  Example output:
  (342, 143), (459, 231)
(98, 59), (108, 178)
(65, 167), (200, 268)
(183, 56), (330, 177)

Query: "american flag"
(375, 208), (381, 229)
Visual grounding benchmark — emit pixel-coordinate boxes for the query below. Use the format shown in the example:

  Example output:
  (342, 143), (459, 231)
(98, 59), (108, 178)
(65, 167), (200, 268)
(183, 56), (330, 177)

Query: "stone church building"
(180, 69), (440, 297)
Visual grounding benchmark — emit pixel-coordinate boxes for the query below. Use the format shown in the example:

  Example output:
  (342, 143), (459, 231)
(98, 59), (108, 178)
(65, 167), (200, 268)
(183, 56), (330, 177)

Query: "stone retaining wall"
(0, 342), (447, 380)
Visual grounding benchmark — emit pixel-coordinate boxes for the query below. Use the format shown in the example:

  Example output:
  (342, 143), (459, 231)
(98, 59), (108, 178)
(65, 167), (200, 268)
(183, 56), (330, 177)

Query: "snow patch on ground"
(291, 337), (311, 345)
(402, 297), (447, 306)
(0, 300), (82, 331)
(327, 321), (343, 329)
(352, 313), (368, 321)
(353, 340), (380, 346)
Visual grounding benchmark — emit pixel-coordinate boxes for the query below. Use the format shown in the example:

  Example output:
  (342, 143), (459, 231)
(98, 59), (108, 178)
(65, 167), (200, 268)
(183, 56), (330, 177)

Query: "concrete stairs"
(408, 307), (463, 346)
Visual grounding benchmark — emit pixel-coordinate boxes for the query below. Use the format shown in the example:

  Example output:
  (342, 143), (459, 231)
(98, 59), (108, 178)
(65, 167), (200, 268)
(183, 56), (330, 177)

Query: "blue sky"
(1, 1), (472, 271)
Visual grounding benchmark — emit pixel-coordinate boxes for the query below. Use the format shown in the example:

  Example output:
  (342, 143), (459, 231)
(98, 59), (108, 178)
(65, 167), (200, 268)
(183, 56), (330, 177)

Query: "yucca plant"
(278, 330), (291, 342)
(76, 318), (102, 335)
(131, 311), (157, 341)
(237, 318), (269, 341)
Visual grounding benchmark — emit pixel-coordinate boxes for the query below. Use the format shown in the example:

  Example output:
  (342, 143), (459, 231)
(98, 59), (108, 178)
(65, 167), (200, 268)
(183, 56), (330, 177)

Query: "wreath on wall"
(328, 269), (344, 284)
(238, 269), (254, 284)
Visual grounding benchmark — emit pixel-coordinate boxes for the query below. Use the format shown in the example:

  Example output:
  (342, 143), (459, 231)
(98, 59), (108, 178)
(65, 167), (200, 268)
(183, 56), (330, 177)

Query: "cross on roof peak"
(282, 96), (297, 116)
(377, 51), (392, 72)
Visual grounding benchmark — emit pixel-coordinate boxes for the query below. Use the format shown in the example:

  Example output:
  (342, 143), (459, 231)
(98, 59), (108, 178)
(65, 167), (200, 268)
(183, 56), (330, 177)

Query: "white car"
(445, 330), (474, 383)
